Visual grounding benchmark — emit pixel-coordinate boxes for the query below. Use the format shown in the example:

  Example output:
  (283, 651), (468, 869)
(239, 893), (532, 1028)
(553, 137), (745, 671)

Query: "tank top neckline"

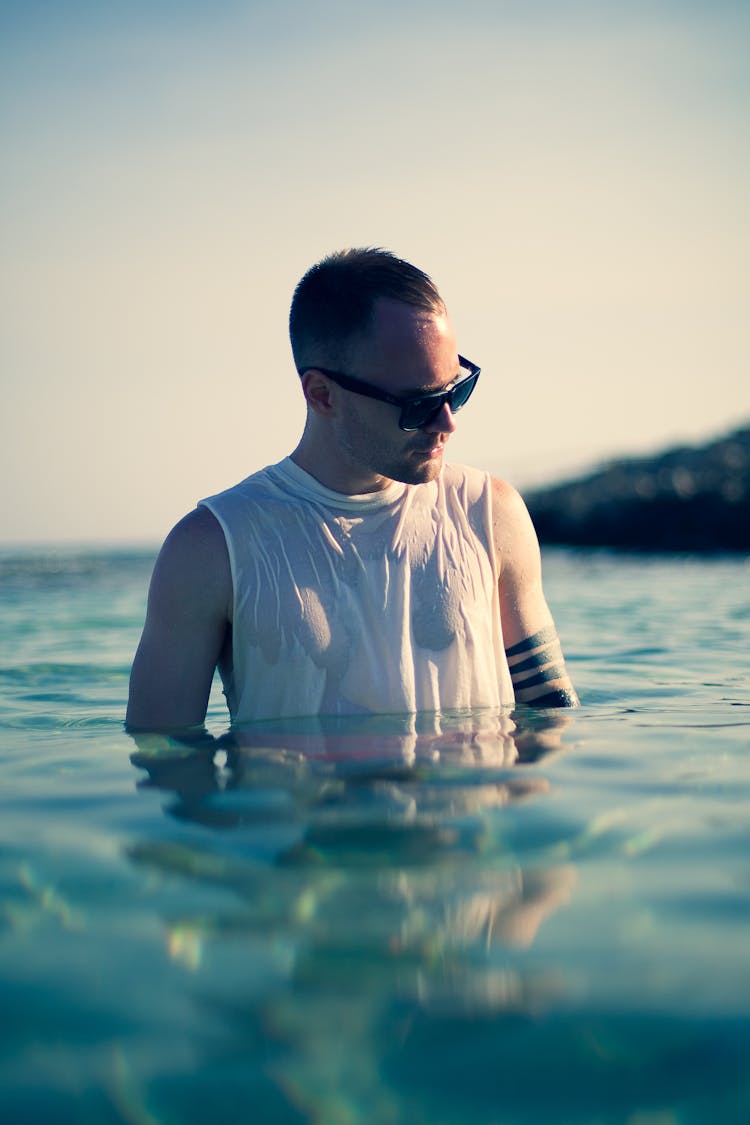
(274, 456), (411, 512)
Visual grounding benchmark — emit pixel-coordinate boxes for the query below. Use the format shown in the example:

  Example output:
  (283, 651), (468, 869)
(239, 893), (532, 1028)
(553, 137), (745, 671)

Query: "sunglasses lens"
(448, 371), (478, 412)
(399, 403), (434, 430)
(398, 369), (479, 430)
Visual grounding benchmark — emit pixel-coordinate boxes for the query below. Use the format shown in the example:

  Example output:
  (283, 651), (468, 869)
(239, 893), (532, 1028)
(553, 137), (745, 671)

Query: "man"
(127, 248), (577, 734)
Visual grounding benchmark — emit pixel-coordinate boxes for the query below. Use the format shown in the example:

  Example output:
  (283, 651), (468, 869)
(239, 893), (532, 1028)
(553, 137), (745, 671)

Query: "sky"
(2, 0), (748, 545)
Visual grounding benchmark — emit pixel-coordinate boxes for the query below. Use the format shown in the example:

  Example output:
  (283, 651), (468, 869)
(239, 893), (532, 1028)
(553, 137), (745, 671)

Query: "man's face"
(332, 297), (463, 488)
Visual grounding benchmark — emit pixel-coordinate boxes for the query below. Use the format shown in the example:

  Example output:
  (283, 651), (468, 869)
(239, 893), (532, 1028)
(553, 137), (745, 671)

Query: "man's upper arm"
(491, 477), (578, 708)
(126, 507), (232, 732)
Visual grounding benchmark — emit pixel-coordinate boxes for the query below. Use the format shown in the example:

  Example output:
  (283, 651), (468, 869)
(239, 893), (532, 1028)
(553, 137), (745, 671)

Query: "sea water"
(0, 545), (749, 1124)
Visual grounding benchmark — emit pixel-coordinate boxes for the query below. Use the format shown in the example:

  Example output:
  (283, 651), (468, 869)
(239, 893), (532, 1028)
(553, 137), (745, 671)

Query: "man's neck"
(289, 443), (394, 496)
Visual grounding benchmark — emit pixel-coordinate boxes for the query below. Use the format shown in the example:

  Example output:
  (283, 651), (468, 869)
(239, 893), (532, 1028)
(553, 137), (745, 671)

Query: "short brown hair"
(289, 247), (445, 372)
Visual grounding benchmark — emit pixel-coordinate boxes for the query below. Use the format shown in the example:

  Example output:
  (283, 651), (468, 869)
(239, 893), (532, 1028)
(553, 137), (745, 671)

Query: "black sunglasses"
(299, 355), (480, 432)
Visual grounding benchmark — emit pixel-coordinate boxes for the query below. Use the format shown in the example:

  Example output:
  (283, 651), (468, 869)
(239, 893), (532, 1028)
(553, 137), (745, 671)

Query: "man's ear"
(300, 369), (335, 417)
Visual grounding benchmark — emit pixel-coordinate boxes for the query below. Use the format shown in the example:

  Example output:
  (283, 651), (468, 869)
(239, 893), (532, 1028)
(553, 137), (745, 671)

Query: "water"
(1, 545), (749, 1124)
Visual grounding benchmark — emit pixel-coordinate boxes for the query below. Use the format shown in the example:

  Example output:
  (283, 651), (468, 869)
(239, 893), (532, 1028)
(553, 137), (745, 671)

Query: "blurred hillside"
(525, 424), (750, 552)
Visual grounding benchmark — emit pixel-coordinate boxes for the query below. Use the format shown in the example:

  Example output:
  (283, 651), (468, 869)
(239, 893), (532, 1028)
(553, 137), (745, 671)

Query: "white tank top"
(199, 458), (513, 725)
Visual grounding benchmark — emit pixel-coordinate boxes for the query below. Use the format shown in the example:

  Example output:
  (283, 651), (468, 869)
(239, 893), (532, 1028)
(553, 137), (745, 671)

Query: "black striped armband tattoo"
(505, 626), (578, 708)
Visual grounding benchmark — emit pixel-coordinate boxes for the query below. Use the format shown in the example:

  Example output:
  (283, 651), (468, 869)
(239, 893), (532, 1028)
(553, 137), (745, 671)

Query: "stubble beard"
(338, 401), (447, 488)
(394, 450), (445, 485)
(353, 434), (446, 487)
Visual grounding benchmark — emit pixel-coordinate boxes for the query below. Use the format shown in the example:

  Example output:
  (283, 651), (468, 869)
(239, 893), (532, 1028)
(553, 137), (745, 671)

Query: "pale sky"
(2, 0), (748, 544)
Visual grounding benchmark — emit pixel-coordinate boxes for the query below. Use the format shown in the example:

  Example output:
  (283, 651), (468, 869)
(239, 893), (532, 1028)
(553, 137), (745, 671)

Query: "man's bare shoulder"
(127, 508), (231, 732)
(163, 506), (227, 553)
(489, 475), (526, 512)
(151, 507), (231, 616)
(489, 476), (540, 563)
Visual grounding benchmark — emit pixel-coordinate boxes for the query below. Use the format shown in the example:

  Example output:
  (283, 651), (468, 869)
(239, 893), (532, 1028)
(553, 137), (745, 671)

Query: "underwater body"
(1, 545), (749, 1123)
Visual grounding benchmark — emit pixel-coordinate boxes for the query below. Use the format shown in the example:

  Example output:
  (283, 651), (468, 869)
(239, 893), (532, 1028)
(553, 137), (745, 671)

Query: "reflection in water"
(128, 709), (576, 1120)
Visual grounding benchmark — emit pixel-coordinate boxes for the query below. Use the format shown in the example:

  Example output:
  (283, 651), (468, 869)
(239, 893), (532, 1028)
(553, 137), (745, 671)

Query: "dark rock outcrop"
(525, 424), (750, 552)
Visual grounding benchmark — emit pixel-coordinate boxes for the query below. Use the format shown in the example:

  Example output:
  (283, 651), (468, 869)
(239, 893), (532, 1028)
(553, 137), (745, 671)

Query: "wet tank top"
(198, 458), (513, 724)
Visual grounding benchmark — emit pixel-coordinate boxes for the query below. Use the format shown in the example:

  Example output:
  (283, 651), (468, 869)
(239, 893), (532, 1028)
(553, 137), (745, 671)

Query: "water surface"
(1, 546), (749, 1123)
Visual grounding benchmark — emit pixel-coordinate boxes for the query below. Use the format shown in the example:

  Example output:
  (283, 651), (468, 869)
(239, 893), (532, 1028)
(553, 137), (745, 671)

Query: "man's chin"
(394, 455), (445, 486)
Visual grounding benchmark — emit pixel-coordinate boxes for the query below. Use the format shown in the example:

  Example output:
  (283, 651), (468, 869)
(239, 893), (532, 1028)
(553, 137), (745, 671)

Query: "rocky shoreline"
(524, 424), (750, 552)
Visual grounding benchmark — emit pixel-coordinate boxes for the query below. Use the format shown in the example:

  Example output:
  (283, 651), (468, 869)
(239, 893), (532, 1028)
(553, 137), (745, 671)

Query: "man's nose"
(423, 401), (457, 434)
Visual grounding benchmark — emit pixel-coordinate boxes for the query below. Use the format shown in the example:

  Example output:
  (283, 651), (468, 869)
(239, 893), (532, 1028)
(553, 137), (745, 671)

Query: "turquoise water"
(1, 546), (749, 1123)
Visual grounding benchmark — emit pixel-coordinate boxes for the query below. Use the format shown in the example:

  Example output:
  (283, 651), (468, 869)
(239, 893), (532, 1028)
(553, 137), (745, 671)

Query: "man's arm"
(491, 478), (579, 708)
(126, 507), (232, 733)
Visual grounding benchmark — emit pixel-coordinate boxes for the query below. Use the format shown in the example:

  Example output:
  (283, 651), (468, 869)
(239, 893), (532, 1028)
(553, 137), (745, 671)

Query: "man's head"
(289, 249), (475, 492)
(289, 247), (445, 373)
